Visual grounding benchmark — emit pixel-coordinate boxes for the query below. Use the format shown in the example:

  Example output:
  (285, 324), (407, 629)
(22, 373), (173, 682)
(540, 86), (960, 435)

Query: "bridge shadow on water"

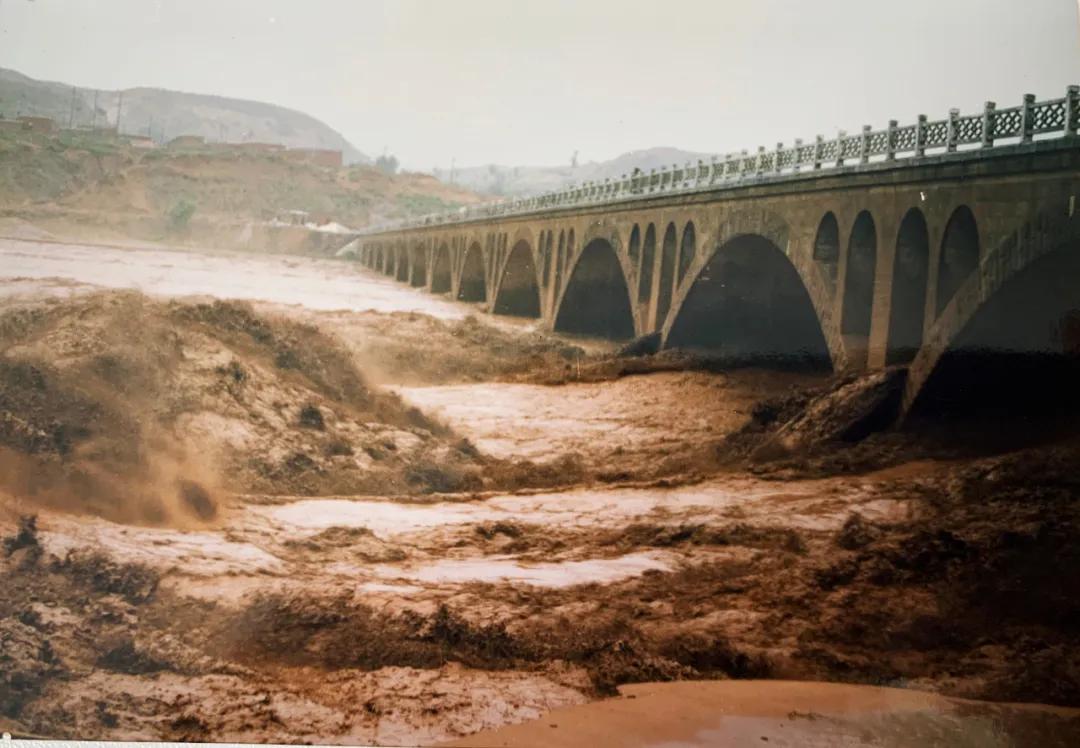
(909, 246), (1080, 449)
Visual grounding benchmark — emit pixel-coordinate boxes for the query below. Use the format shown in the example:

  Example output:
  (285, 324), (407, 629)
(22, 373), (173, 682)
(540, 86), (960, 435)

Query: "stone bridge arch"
(903, 211), (1080, 417)
(553, 236), (636, 339)
(885, 208), (931, 366)
(661, 208), (844, 370)
(458, 240), (486, 302)
(492, 238), (542, 318)
(663, 230), (832, 370)
(431, 242), (452, 294)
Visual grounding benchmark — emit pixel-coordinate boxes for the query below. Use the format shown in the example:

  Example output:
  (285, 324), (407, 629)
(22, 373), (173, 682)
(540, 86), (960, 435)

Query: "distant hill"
(0, 67), (369, 164)
(437, 147), (716, 198)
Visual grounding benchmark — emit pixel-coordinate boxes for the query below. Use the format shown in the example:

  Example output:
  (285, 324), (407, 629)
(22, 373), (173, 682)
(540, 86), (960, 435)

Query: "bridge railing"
(362, 87), (1079, 235)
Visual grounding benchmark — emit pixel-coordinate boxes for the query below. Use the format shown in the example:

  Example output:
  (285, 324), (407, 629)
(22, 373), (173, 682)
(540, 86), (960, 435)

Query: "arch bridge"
(357, 89), (1080, 413)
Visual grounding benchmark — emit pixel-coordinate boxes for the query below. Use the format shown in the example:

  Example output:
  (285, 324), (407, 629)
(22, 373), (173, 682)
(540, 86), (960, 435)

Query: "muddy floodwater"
(0, 237), (470, 318)
(2, 239), (1079, 746)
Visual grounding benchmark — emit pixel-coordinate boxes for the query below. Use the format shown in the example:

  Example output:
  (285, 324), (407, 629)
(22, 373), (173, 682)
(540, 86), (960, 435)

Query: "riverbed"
(2, 238), (1078, 746)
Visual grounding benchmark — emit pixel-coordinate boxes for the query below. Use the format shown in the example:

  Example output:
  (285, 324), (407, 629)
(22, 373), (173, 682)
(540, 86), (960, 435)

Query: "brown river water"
(2, 237), (1078, 746)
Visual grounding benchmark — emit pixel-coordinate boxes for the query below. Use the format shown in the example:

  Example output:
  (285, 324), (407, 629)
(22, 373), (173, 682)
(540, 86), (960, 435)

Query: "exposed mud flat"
(450, 680), (1080, 747)
(1, 246), (1079, 746)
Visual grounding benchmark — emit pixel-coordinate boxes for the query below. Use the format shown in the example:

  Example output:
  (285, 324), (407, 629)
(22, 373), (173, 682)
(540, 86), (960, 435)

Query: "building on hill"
(236, 142), (286, 153)
(0, 119), (26, 133)
(17, 116), (56, 134)
(285, 148), (343, 168)
(125, 135), (157, 149)
(69, 125), (119, 139)
(167, 135), (206, 149)
(280, 209), (310, 226)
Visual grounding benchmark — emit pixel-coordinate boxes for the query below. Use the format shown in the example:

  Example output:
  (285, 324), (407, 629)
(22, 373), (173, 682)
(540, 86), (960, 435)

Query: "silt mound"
(0, 291), (483, 524)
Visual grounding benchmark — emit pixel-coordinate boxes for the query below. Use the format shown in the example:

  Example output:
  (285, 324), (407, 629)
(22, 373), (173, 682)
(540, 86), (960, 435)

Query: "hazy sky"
(2, 0), (1079, 170)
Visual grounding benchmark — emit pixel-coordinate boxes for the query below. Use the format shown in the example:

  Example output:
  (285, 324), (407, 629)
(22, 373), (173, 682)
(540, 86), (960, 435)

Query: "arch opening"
(937, 206), (980, 315)
(410, 245), (427, 287)
(912, 244), (1080, 435)
(493, 240), (541, 318)
(657, 223), (678, 325)
(666, 234), (832, 371)
(458, 243), (486, 302)
(431, 244), (451, 294)
(813, 212), (840, 286)
(540, 232), (551, 288)
(638, 224), (656, 305)
(628, 225), (641, 267)
(554, 231), (566, 300)
(678, 221), (696, 283)
(554, 238), (635, 340)
(886, 209), (930, 365)
(841, 212), (878, 362)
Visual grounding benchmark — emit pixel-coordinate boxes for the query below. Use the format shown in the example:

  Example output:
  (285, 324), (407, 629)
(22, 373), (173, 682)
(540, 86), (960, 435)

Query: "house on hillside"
(285, 148), (343, 168)
(167, 135), (206, 149)
(280, 209), (310, 226)
(17, 116), (56, 134)
(236, 142), (286, 153)
(126, 135), (157, 149)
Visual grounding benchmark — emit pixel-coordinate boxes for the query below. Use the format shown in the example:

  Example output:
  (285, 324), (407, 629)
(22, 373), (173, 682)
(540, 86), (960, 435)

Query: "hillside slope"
(0, 67), (368, 164)
(0, 128), (482, 245)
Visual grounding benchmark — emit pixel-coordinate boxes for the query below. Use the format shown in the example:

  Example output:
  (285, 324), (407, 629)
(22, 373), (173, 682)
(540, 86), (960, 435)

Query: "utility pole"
(68, 87), (77, 129)
(115, 90), (124, 134)
(92, 89), (99, 129)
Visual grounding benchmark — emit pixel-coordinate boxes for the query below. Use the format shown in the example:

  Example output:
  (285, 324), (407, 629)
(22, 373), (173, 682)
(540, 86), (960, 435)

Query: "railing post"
(814, 135), (823, 170)
(774, 142), (783, 174)
(1020, 93), (1035, 144)
(981, 101), (996, 148)
(915, 114), (927, 157)
(835, 130), (846, 168)
(946, 108), (959, 153)
(793, 138), (803, 173)
(755, 146), (765, 176)
(859, 125), (870, 164)
(886, 120), (897, 161)
(709, 155), (719, 184)
(1067, 85), (1080, 136)
(740, 149), (749, 178)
